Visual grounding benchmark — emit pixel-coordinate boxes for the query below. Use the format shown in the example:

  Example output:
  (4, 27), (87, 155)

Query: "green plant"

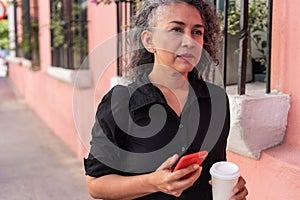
(0, 19), (9, 50)
(50, 0), (65, 48)
(91, 0), (112, 5)
(248, 0), (268, 65)
(30, 19), (39, 52)
(72, 3), (88, 55)
(221, 0), (268, 65)
(50, 0), (88, 55)
(19, 2), (39, 61)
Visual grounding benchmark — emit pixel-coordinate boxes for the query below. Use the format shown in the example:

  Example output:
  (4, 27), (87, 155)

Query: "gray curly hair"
(127, 0), (221, 79)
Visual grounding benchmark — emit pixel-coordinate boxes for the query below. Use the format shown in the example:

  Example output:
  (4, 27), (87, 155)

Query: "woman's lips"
(178, 53), (195, 63)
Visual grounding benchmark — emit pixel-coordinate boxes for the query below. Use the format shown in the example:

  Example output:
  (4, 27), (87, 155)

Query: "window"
(15, 0), (40, 65)
(50, 0), (88, 69)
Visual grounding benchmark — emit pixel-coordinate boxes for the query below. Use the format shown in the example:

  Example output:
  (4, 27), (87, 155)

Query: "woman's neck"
(148, 65), (189, 91)
(148, 65), (190, 116)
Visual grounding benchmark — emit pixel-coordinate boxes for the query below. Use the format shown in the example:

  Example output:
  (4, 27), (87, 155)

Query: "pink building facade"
(6, 0), (300, 199)
(227, 0), (300, 199)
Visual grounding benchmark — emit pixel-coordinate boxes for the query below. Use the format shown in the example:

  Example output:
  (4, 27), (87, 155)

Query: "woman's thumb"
(158, 154), (178, 170)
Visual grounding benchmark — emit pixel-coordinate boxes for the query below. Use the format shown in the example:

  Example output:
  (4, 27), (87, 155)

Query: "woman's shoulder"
(96, 85), (131, 118)
(100, 85), (130, 104)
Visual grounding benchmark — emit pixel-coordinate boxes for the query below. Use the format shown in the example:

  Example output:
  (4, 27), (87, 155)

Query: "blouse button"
(181, 146), (186, 152)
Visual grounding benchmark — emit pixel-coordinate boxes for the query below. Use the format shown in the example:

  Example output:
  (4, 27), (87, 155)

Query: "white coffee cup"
(210, 161), (240, 200)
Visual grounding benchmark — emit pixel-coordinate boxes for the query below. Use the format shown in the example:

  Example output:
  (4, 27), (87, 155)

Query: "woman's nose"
(181, 33), (195, 48)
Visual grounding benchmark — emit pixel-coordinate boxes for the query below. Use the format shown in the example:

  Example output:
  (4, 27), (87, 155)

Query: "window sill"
(21, 58), (32, 68)
(6, 56), (40, 71)
(6, 56), (23, 64)
(47, 66), (93, 89)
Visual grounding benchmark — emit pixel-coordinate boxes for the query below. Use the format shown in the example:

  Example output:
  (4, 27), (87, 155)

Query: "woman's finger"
(171, 164), (201, 180)
(233, 176), (246, 194)
(157, 154), (178, 170)
(230, 186), (248, 200)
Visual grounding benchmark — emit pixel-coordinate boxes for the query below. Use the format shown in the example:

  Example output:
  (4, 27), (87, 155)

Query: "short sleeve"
(84, 85), (130, 177)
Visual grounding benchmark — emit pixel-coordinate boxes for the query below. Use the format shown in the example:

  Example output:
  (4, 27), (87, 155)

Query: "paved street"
(0, 77), (92, 200)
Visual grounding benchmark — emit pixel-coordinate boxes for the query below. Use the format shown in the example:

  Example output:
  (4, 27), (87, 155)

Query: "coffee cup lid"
(210, 161), (240, 180)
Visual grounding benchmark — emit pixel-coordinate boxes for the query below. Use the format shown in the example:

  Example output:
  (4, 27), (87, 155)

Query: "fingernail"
(193, 164), (199, 169)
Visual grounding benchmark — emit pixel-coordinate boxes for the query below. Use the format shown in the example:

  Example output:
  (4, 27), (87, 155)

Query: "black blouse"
(84, 71), (230, 200)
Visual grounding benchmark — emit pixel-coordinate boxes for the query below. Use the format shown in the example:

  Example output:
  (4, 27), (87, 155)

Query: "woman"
(84, 0), (248, 199)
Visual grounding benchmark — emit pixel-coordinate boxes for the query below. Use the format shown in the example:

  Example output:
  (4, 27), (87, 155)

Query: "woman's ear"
(141, 30), (155, 53)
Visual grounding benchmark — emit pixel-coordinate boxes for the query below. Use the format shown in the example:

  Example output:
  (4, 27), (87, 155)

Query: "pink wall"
(88, 2), (117, 96)
(228, 147), (300, 200)
(16, 1), (22, 44)
(38, 0), (51, 72)
(8, 1), (118, 158)
(7, 0), (300, 198)
(271, 0), (300, 148)
(88, 3), (117, 51)
(9, 63), (86, 158)
(228, 0), (300, 198)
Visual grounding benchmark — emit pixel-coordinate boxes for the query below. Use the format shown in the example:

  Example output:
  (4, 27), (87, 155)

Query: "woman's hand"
(149, 154), (202, 197)
(230, 176), (248, 200)
(209, 176), (248, 200)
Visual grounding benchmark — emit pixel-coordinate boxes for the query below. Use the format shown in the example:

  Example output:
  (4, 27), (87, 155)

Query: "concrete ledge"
(6, 56), (22, 64)
(228, 91), (290, 159)
(21, 59), (32, 69)
(47, 66), (93, 89)
(6, 57), (38, 70)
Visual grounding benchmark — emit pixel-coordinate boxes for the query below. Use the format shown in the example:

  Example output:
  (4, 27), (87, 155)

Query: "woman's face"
(150, 3), (204, 75)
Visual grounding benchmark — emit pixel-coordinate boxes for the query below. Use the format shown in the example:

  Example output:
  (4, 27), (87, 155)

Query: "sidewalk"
(0, 77), (92, 200)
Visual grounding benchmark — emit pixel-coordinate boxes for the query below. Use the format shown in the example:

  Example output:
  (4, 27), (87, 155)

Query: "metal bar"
(266, 0), (273, 93)
(66, 0), (73, 68)
(130, 0), (134, 19)
(32, 0), (39, 61)
(125, 1), (128, 30)
(24, 0), (31, 59)
(116, 0), (122, 76)
(13, 0), (18, 56)
(50, 0), (54, 65)
(237, 0), (249, 95)
(79, 1), (85, 67)
(223, 0), (229, 89)
(124, 1), (129, 74)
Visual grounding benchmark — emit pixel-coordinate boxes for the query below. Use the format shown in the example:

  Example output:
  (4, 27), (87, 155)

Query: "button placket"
(179, 123), (184, 129)
(178, 123), (188, 153)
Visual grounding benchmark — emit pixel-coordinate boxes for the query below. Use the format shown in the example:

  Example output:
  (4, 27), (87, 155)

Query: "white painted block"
(228, 92), (290, 159)
(110, 76), (131, 88)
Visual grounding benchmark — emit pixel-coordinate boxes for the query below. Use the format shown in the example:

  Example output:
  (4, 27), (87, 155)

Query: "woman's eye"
(170, 28), (183, 33)
(193, 30), (203, 36)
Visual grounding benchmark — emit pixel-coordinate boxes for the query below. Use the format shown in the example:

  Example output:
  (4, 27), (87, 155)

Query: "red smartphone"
(172, 151), (208, 178)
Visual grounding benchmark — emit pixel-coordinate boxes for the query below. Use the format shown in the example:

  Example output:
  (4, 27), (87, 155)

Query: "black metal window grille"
(116, 0), (273, 94)
(216, 0), (272, 94)
(14, 0), (40, 64)
(50, 0), (88, 69)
